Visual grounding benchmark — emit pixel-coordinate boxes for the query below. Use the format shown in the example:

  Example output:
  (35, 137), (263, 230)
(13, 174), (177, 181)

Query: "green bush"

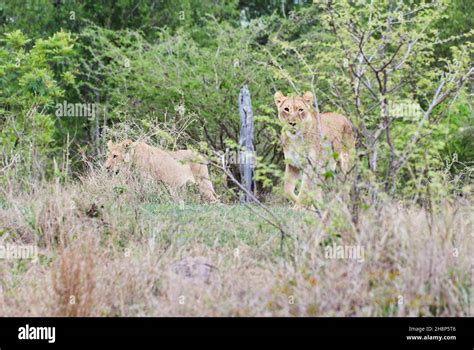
(0, 30), (77, 182)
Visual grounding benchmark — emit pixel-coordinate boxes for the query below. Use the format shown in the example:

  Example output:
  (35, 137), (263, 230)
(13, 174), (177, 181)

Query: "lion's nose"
(289, 122), (296, 127)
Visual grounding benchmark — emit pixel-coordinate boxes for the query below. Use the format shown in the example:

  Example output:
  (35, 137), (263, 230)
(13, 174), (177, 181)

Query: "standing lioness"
(105, 139), (218, 203)
(274, 91), (355, 209)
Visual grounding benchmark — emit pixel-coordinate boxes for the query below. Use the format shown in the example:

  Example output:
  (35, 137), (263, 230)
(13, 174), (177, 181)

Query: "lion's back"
(133, 142), (195, 187)
(317, 112), (355, 148)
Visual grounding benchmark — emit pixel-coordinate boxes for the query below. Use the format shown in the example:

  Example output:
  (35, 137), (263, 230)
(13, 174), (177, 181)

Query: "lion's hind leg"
(190, 162), (219, 203)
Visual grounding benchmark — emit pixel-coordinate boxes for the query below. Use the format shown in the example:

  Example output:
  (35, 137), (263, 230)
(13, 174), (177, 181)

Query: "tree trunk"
(238, 85), (255, 203)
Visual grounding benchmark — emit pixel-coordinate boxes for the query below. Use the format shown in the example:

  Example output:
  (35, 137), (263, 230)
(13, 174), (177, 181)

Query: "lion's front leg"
(284, 164), (300, 204)
(294, 174), (312, 210)
(295, 170), (322, 210)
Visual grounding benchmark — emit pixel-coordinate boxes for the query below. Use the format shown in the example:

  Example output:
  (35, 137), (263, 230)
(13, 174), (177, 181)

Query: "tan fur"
(105, 140), (218, 203)
(274, 91), (355, 209)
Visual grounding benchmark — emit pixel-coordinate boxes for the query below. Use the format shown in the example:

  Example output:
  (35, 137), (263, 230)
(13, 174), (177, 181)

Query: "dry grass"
(0, 169), (471, 316)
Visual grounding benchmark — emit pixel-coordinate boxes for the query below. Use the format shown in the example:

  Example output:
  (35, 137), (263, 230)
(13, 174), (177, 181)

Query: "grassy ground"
(0, 170), (471, 316)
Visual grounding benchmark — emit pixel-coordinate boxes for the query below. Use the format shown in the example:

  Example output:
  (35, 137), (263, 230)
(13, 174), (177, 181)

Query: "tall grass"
(0, 167), (471, 316)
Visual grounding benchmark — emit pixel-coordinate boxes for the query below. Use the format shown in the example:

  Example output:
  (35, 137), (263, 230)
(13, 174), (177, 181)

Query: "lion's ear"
(123, 140), (134, 163)
(274, 91), (286, 108)
(107, 140), (113, 149)
(303, 91), (314, 106)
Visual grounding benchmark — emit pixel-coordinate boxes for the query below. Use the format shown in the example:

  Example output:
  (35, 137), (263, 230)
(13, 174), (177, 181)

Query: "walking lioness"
(274, 91), (355, 209)
(105, 139), (218, 203)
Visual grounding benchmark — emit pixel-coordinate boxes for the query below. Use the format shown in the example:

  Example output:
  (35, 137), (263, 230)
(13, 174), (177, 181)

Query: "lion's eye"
(284, 107), (290, 112)
(113, 154), (118, 159)
(298, 108), (304, 112)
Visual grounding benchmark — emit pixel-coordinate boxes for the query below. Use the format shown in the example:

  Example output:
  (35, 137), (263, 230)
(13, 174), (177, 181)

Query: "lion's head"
(105, 139), (134, 174)
(274, 91), (314, 129)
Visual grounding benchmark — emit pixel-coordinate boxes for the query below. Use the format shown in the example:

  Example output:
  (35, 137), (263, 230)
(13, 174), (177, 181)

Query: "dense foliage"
(0, 0), (472, 201)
